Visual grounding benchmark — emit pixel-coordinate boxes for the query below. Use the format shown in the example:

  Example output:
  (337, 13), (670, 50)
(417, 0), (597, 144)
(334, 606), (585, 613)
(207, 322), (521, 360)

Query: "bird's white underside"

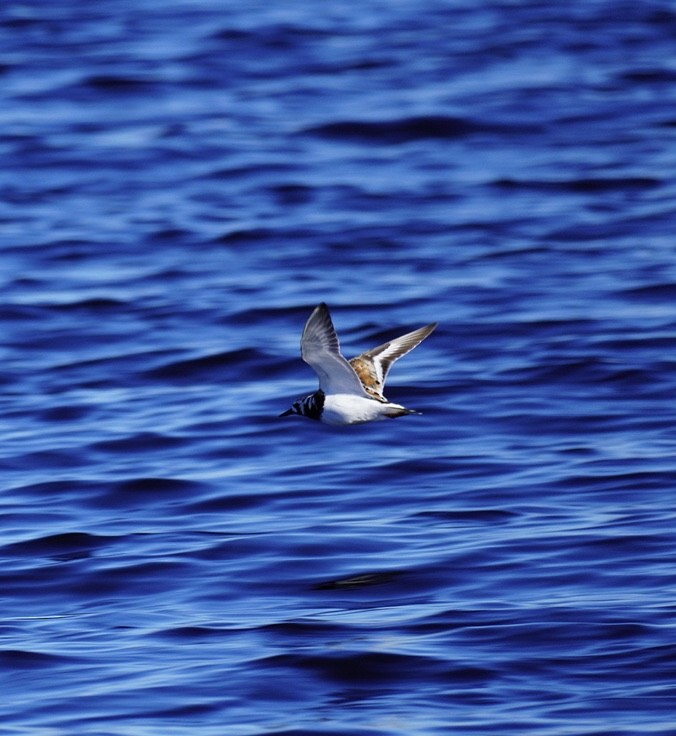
(321, 394), (406, 425)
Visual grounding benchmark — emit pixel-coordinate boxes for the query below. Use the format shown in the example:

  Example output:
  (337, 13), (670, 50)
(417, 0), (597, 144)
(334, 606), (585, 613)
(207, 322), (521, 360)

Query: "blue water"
(2, 1), (676, 733)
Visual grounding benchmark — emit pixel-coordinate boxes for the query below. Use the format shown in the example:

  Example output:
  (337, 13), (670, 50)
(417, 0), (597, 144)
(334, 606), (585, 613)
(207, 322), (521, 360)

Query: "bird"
(279, 303), (436, 425)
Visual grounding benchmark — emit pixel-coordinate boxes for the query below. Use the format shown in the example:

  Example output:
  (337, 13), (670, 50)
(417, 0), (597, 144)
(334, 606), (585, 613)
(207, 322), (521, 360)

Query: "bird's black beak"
(279, 409), (294, 417)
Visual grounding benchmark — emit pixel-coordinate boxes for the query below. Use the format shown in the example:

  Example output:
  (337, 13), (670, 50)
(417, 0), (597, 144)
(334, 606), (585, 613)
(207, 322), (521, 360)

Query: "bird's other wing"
(349, 322), (437, 399)
(301, 303), (369, 397)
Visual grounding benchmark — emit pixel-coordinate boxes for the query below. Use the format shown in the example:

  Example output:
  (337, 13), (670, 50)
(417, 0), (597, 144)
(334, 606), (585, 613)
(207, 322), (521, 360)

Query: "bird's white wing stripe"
(358, 323), (437, 387)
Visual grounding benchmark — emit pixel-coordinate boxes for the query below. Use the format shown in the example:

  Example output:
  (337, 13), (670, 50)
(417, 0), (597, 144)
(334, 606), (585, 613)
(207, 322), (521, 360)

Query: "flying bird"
(280, 303), (436, 425)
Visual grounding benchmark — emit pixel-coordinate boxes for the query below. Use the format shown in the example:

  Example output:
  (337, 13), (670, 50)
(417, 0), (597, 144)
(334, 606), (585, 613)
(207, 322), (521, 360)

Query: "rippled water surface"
(2, 1), (676, 734)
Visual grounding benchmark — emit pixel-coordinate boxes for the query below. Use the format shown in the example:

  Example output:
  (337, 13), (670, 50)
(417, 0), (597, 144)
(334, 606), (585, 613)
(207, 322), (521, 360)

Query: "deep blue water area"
(2, 1), (676, 734)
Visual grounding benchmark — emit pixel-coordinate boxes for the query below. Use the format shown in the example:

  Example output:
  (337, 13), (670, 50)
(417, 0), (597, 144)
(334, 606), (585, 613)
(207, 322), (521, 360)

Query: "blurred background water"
(2, 1), (676, 734)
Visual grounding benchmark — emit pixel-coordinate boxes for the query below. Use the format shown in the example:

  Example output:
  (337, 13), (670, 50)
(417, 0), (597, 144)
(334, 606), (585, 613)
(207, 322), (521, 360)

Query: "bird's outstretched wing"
(301, 303), (369, 397)
(349, 322), (437, 400)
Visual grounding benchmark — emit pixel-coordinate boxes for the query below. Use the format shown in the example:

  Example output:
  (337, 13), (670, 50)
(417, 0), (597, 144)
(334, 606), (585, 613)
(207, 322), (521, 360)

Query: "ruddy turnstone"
(280, 303), (436, 425)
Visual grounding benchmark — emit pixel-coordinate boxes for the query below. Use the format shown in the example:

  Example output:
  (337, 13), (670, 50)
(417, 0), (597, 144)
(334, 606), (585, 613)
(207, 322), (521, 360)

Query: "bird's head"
(278, 391), (323, 420)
